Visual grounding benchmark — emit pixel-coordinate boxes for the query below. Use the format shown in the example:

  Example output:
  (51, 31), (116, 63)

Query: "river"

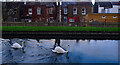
(1, 38), (119, 63)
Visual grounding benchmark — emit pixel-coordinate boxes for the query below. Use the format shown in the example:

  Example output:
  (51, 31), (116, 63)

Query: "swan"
(52, 45), (69, 53)
(11, 41), (24, 48)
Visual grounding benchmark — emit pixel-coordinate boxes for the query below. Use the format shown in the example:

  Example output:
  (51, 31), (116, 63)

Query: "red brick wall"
(68, 3), (93, 22)
(23, 5), (56, 22)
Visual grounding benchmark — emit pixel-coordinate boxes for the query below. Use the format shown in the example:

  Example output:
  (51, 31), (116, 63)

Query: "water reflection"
(66, 52), (69, 59)
(76, 39), (79, 43)
(1, 38), (119, 63)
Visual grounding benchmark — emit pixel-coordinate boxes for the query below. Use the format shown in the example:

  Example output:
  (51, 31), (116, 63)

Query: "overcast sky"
(0, 0), (119, 2)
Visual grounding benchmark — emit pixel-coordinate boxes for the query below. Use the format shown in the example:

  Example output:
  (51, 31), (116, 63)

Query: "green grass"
(0, 26), (119, 31)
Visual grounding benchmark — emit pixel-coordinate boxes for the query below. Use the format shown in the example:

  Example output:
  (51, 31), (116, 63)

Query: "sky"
(0, 0), (119, 2)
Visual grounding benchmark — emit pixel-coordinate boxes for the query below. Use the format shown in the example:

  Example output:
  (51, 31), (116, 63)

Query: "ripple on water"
(2, 39), (119, 63)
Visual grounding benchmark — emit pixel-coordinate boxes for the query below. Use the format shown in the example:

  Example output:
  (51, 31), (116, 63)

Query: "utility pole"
(56, 0), (62, 23)
(59, 0), (62, 23)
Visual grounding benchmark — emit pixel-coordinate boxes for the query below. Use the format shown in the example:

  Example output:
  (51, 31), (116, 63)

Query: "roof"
(62, 2), (92, 7)
(62, 2), (77, 7)
(95, 2), (113, 8)
(77, 2), (92, 5)
(87, 13), (120, 15)
(26, 2), (55, 7)
(111, 2), (120, 5)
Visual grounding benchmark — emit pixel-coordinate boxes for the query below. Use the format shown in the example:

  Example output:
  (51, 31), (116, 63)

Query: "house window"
(113, 16), (117, 18)
(64, 8), (67, 14)
(89, 20), (92, 22)
(28, 20), (32, 22)
(49, 17), (54, 22)
(49, 8), (53, 14)
(82, 8), (86, 15)
(69, 19), (75, 22)
(37, 7), (41, 15)
(64, 17), (67, 22)
(101, 9), (105, 13)
(119, 9), (120, 13)
(28, 8), (32, 15)
(13, 18), (17, 22)
(13, 9), (17, 14)
(73, 8), (77, 15)
(102, 16), (106, 18)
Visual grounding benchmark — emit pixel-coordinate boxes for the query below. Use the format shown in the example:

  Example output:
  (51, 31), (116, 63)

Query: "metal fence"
(2, 22), (120, 27)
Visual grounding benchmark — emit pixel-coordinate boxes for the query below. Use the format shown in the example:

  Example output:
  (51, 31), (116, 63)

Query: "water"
(1, 38), (119, 63)
(0, 38), (2, 64)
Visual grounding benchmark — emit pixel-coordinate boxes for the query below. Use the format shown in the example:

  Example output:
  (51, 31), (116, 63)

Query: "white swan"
(52, 45), (69, 53)
(11, 41), (24, 48)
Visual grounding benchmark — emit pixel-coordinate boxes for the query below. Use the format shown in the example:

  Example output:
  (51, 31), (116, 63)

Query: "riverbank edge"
(2, 31), (120, 40)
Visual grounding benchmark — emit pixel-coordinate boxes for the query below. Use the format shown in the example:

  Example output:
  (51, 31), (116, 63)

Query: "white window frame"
(119, 8), (120, 13)
(64, 17), (67, 22)
(49, 8), (53, 14)
(82, 8), (86, 15)
(28, 8), (32, 15)
(13, 18), (17, 22)
(49, 17), (54, 22)
(64, 8), (67, 14)
(69, 19), (75, 22)
(73, 8), (77, 15)
(102, 16), (106, 18)
(37, 7), (41, 15)
(89, 20), (92, 22)
(13, 9), (17, 14)
(113, 16), (117, 18)
(101, 9), (105, 13)
(28, 20), (32, 22)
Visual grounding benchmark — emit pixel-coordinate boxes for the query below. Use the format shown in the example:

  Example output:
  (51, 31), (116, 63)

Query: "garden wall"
(2, 22), (120, 27)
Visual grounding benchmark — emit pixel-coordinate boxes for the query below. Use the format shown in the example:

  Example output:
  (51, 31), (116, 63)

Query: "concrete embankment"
(2, 31), (120, 40)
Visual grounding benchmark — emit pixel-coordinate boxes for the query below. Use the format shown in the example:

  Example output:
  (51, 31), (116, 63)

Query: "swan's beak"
(66, 45), (70, 47)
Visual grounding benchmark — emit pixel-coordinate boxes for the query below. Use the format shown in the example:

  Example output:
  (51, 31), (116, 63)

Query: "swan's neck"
(66, 46), (68, 53)
(22, 42), (24, 48)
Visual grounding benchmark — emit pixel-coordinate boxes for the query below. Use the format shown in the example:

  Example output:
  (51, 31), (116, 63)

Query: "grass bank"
(1, 26), (119, 31)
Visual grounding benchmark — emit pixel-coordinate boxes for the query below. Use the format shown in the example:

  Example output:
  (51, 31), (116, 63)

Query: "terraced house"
(3, 2), (119, 23)
(21, 2), (56, 22)
(67, 2), (93, 23)
(2, 2), (94, 23)
(2, 2), (24, 22)
(87, 2), (120, 23)
(61, 2), (93, 23)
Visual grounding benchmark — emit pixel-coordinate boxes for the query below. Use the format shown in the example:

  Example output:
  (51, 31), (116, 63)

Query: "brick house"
(2, 2), (24, 22)
(86, 13), (120, 22)
(46, 6), (56, 22)
(2, 2), (93, 23)
(62, 6), (68, 23)
(22, 5), (47, 22)
(22, 2), (56, 22)
(67, 2), (93, 23)
(61, 2), (76, 23)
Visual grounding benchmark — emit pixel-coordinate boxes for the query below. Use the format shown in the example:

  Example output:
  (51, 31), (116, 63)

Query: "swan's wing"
(52, 49), (57, 53)
(11, 45), (15, 48)
(55, 47), (66, 53)
(11, 43), (22, 48)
